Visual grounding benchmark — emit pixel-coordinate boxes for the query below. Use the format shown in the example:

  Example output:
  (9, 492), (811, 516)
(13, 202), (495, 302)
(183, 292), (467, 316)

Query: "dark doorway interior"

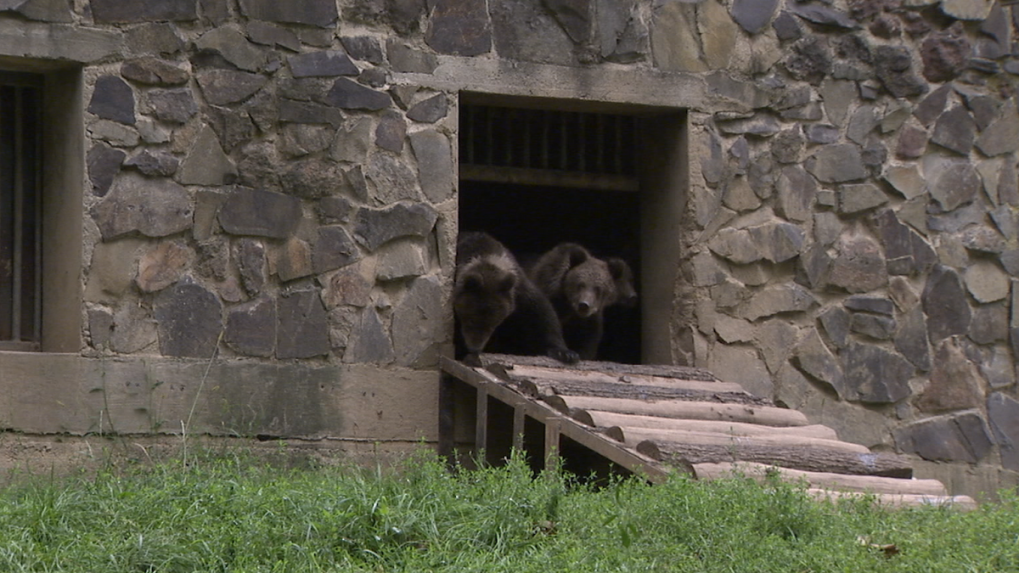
(458, 180), (642, 363)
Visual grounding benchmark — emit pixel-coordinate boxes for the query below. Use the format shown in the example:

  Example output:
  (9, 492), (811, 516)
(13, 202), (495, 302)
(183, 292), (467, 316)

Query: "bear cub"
(454, 232), (580, 366)
(528, 242), (637, 360)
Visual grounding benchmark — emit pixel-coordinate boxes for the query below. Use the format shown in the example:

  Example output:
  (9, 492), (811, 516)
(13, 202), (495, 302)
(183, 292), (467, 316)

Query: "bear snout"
(573, 299), (598, 318)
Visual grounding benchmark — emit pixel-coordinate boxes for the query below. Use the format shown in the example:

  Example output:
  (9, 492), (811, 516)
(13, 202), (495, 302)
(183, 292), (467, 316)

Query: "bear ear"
(564, 244), (589, 268)
(607, 258), (639, 307)
(463, 275), (483, 292)
(606, 257), (630, 280)
(498, 274), (518, 294)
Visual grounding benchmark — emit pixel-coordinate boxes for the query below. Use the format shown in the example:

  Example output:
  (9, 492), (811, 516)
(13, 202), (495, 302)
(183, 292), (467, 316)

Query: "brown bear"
(453, 232), (579, 366)
(528, 242), (637, 360)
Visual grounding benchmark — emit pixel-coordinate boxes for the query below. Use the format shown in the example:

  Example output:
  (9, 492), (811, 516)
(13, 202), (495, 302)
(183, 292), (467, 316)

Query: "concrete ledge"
(0, 20), (122, 63)
(397, 56), (713, 112)
(912, 458), (1019, 503)
(0, 433), (433, 478)
(0, 353), (439, 442)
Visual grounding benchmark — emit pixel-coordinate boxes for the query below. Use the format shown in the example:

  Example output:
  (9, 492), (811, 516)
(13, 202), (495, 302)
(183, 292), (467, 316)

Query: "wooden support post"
(544, 418), (561, 472)
(513, 407), (525, 451)
(438, 373), (455, 461)
(475, 388), (488, 462)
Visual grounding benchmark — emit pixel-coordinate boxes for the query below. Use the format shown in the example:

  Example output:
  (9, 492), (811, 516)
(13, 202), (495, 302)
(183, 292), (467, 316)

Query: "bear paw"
(548, 347), (580, 364)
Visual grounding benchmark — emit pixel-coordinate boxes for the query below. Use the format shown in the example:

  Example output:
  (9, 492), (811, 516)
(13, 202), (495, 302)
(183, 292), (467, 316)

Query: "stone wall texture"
(4, 0), (1019, 494)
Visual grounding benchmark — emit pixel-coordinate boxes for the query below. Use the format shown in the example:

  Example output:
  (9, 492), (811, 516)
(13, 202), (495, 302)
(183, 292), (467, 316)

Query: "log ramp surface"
(439, 354), (976, 511)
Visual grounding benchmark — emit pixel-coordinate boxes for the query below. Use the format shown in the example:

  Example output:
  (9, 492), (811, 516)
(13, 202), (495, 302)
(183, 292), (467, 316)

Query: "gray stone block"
(894, 305), (931, 371)
(323, 78), (391, 111)
(895, 412), (992, 463)
(426, 0), (491, 56)
(121, 57), (189, 86)
(923, 265), (973, 344)
(288, 50), (359, 78)
(92, 0), (197, 22)
(731, 0), (779, 34)
(842, 342), (913, 403)
(87, 143), (125, 197)
(344, 307), (395, 364)
(218, 187), (302, 239)
(410, 130), (455, 203)
(238, 0), (338, 27)
(354, 202), (439, 251)
(225, 297), (276, 357)
(88, 75), (135, 125)
(277, 290), (331, 359)
(313, 226), (360, 274)
(989, 393), (1019, 470)
(92, 173), (193, 240)
(197, 70), (268, 106)
(146, 88), (198, 124)
(154, 281), (223, 359)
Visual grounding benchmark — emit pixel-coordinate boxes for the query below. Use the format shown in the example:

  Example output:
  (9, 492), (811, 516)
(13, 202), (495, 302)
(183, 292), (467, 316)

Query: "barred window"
(459, 104), (638, 192)
(0, 72), (42, 350)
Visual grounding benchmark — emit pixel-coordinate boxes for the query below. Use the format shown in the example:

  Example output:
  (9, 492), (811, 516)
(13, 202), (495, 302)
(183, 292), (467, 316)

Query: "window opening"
(0, 72), (42, 350)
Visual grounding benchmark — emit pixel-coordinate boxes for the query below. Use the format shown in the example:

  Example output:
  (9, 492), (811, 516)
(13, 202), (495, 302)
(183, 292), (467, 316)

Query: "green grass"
(0, 450), (1017, 572)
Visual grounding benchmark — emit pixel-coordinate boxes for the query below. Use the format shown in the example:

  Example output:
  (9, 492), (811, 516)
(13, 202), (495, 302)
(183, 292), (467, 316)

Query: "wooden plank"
(555, 419), (675, 482)
(460, 164), (639, 192)
(640, 440), (914, 478)
(501, 364), (745, 393)
(554, 395), (810, 427)
(806, 489), (977, 511)
(478, 353), (718, 381)
(521, 377), (770, 405)
(440, 356), (673, 483)
(693, 462), (948, 497)
(622, 427), (870, 453)
(586, 411), (839, 440)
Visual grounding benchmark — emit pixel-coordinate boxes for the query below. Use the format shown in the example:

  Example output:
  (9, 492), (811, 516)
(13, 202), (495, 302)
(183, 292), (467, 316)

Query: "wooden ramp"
(439, 354), (977, 510)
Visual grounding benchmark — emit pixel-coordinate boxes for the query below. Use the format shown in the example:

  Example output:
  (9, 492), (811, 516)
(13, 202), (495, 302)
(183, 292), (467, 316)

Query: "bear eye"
(498, 275), (517, 293)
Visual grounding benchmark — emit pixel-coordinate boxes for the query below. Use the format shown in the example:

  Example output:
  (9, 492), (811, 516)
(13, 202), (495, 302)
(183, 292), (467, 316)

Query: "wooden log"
(586, 411), (839, 440)
(806, 489), (977, 511)
(621, 427), (870, 454)
(502, 364), (745, 394)
(518, 377), (771, 406)
(552, 395), (810, 427)
(692, 462), (947, 497)
(638, 440), (914, 478)
(478, 353), (718, 381)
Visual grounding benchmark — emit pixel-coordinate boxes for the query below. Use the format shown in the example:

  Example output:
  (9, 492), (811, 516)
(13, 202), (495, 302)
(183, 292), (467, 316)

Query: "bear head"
(563, 254), (619, 319)
(606, 257), (638, 308)
(453, 254), (518, 354)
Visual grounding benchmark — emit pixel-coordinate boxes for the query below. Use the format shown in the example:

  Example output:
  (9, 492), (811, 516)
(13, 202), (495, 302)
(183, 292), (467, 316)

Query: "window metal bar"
(541, 110), (549, 170)
(577, 112), (586, 173)
(460, 103), (637, 181)
(0, 78), (42, 346)
(562, 109), (570, 170)
(464, 104), (475, 165)
(11, 86), (22, 339)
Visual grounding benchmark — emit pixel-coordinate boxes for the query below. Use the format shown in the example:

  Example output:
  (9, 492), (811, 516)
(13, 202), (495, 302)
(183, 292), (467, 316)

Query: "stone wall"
(1, 0), (1019, 495)
(664, 0), (1019, 496)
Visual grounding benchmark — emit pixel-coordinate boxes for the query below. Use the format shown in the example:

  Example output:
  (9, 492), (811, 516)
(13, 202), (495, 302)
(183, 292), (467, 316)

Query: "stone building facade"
(1, 0), (1019, 497)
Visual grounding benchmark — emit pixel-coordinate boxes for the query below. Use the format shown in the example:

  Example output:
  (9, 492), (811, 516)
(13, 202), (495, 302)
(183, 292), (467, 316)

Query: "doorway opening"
(458, 96), (687, 365)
